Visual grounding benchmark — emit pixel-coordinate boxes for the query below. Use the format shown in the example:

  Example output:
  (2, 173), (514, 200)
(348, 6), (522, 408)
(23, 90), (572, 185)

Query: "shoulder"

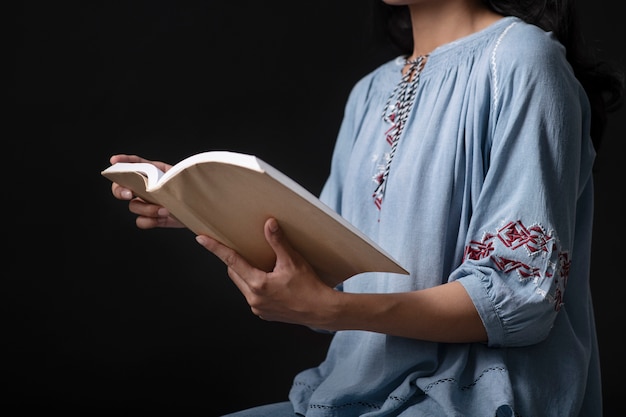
(491, 18), (567, 68)
(488, 17), (579, 106)
(352, 57), (402, 91)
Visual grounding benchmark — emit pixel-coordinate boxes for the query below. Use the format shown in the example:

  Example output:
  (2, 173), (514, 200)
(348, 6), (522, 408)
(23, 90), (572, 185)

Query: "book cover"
(102, 151), (409, 287)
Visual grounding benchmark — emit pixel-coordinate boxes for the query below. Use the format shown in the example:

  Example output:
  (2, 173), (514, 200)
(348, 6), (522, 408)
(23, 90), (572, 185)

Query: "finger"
(127, 200), (171, 228)
(225, 266), (252, 299)
(111, 183), (134, 200)
(128, 199), (167, 217)
(135, 215), (169, 229)
(195, 235), (254, 277)
(263, 218), (306, 270)
(109, 154), (149, 164)
(109, 154), (172, 173)
(195, 235), (256, 295)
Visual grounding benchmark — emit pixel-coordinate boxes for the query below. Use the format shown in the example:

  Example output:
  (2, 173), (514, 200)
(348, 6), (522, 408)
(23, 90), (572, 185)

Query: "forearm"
(319, 281), (488, 343)
(197, 220), (488, 343)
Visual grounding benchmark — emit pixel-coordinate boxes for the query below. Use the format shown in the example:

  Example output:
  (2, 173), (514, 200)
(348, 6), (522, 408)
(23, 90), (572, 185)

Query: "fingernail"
(195, 236), (206, 245)
(121, 190), (133, 199)
(269, 219), (279, 233)
(158, 208), (169, 216)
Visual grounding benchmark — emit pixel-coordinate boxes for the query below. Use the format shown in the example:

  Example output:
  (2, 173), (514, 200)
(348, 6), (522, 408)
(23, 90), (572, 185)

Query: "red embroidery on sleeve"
(463, 220), (569, 311)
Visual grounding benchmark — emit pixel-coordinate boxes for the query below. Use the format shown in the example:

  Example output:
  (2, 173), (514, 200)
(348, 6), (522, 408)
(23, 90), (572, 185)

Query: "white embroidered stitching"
(491, 22), (517, 109)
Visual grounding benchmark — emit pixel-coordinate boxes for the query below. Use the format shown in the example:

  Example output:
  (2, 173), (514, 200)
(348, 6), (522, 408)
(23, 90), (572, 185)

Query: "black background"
(9, 1), (625, 416)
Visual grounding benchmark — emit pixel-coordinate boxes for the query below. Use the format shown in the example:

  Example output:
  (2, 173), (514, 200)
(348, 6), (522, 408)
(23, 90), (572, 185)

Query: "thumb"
(263, 218), (304, 268)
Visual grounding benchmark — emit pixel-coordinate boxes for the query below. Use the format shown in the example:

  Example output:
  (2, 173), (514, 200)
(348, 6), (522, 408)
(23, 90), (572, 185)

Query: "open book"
(101, 151), (409, 287)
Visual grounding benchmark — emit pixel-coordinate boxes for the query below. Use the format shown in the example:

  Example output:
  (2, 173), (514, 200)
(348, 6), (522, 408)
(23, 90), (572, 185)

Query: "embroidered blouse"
(288, 17), (601, 417)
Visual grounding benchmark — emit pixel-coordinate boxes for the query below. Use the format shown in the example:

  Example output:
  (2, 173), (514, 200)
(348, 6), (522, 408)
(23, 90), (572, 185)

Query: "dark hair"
(376, 1), (625, 150)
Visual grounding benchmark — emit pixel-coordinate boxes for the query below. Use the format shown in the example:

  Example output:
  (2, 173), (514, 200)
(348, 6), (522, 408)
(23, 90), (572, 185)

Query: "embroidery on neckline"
(373, 55), (428, 210)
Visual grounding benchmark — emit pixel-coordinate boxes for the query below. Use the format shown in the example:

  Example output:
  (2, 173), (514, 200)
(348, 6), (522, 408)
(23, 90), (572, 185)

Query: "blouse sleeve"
(453, 24), (596, 348)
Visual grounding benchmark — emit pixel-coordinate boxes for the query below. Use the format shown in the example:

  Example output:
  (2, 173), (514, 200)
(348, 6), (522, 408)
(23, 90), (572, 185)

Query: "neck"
(406, 1), (502, 58)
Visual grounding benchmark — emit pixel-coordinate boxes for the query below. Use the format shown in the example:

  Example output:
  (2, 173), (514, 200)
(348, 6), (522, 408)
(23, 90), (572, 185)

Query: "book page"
(159, 151), (262, 184)
(102, 162), (165, 189)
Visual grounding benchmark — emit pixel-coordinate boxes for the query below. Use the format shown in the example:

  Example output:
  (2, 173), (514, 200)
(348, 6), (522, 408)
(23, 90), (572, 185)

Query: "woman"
(110, 1), (623, 415)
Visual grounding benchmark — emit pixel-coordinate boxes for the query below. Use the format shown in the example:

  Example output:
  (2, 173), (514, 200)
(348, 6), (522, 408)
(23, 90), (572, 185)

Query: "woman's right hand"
(109, 154), (185, 229)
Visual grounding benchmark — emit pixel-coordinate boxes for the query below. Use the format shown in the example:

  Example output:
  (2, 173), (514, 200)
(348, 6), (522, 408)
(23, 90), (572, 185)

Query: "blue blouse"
(289, 17), (601, 416)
